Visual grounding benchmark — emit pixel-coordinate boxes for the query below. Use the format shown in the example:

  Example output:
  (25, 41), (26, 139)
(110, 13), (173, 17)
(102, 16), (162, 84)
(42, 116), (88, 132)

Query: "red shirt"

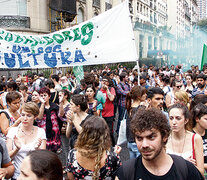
(101, 87), (116, 117)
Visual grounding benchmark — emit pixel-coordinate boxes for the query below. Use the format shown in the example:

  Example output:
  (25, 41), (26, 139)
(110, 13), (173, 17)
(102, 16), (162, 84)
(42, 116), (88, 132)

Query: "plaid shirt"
(117, 82), (130, 107)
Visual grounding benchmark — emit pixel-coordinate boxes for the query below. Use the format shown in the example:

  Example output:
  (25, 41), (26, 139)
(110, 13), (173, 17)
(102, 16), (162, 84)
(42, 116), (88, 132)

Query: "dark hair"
(126, 86), (147, 113)
(27, 150), (63, 180)
(130, 108), (170, 144)
(196, 73), (206, 80)
(147, 87), (164, 99)
(80, 79), (86, 87)
(60, 89), (70, 101)
(45, 79), (55, 89)
(190, 94), (207, 110)
(0, 82), (6, 91)
(119, 72), (127, 81)
(171, 79), (181, 87)
(168, 103), (191, 130)
(191, 103), (207, 128)
(7, 81), (17, 91)
(51, 74), (59, 82)
(85, 84), (96, 98)
(84, 73), (95, 85)
(19, 84), (28, 91)
(28, 74), (34, 79)
(6, 91), (21, 104)
(71, 94), (88, 111)
(39, 87), (51, 96)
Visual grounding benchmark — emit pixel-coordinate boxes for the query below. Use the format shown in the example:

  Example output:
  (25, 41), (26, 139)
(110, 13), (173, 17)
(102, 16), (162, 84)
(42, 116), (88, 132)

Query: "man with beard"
(192, 73), (207, 98)
(115, 108), (204, 180)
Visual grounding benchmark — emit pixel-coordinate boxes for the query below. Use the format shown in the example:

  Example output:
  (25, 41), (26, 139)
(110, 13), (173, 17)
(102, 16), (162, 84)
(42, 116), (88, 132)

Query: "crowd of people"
(0, 63), (207, 179)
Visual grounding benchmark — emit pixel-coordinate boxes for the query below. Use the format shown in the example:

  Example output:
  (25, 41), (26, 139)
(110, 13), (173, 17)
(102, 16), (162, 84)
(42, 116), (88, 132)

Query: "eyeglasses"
(176, 85), (182, 88)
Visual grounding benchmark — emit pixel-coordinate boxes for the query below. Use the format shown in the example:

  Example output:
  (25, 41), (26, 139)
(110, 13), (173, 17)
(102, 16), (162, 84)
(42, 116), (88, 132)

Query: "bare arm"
(107, 88), (115, 102)
(165, 94), (172, 108)
(0, 113), (10, 136)
(6, 137), (20, 159)
(37, 103), (45, 120)
(0, 162), (14, 179)
(58, 99), (64, 117)
(115, 177), (119, 180)
(66, 122), (73, 138)
(194, 134), (204, 176)
(67, 172), (74, 180)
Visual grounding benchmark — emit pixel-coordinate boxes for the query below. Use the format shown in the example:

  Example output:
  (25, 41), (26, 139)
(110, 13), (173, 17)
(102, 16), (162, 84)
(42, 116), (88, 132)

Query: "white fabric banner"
(0, 1), (138, 69)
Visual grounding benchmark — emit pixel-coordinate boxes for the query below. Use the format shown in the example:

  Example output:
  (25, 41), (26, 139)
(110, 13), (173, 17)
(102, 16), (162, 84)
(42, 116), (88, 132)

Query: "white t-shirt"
(7, 126), (46, 179)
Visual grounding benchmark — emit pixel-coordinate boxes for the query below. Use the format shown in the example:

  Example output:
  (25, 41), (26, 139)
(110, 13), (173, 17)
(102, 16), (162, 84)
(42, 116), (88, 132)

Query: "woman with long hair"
(191, 103), (207, 171)
(66, 94), (91, 149)
(125, 86), (147, 159)
(85, 85), (103, 116)
(6, 102), (46, 180)
(66, 116), (121, 180)
(174, 90), (190, 109)
(166, 103), (204, 175)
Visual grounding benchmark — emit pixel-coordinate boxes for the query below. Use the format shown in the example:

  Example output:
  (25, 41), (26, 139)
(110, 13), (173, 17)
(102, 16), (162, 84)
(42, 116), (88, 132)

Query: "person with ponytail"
(191, 103), (207, 171)
(125, 86), (147, 159)
(66, 116), (121, 180)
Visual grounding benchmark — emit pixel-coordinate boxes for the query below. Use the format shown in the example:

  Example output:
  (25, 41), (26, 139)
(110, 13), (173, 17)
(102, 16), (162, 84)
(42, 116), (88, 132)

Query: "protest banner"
(0, 1), (138, 69)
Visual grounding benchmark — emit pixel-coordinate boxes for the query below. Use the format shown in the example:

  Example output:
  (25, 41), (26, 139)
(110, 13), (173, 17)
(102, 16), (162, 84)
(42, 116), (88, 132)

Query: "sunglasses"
(176, 85), (182, 88)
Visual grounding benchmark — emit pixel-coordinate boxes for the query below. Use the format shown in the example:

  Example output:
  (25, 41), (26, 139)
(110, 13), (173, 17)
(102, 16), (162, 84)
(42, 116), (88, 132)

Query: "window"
(77, 8), (84, 23)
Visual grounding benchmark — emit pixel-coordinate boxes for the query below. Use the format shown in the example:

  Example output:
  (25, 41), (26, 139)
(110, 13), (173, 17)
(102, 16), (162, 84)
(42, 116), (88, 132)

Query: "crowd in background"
(0, 62), (207, 179)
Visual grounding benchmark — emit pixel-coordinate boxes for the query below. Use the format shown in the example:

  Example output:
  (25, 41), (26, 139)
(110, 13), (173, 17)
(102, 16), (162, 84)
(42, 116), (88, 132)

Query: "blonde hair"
(75, 116), (111, 180)
(22, 102), (39, 117)
(175, 90), (190, 109)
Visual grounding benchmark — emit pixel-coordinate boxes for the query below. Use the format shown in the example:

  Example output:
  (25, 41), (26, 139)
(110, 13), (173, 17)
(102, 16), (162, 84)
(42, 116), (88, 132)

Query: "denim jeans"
(127, 142), (140, 159)
(116, 105), (126, 134)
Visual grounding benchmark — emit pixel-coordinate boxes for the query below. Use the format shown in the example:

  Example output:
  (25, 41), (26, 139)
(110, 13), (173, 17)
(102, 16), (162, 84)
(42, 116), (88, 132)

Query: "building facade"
(197, 0), (206, 20)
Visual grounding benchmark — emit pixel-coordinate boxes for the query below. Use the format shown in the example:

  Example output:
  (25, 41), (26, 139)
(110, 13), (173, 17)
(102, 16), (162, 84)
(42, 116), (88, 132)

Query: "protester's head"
(17, 150), (63, 180)
(174, 90), (190, 107)
(22, 102), (39, 117)
(84, 73), (95, 85)
(196, 73), (206, 89)
(126, 86), (147, 113)
(171, 79), (182, 92)
(16, 78), (22, 86)
(130, 108), (170, 160)
(39, 87), (51, 103)
(45, 79), (55, 89)
(147, 87), (164, 109)
(85, 85), (96, 100)
(185, 74), (193, 85)
(119, 72), (128, 82)
(168, 103), (191, 131)
(60, 76), (68, 87)
(51, 74), (59, 82)
(19, 84), (28, 95)
(75, 115), (111, 179)
(71, 94), (88, 112)
(7, 81), (18, 92)
(27, 74), (34, 84)
(190, 94), (207, 110)
(59, 89), (70, 101)
(80, 79), (87, 90)
(32, 90), (40, 104)
(6, 91), (21, 111)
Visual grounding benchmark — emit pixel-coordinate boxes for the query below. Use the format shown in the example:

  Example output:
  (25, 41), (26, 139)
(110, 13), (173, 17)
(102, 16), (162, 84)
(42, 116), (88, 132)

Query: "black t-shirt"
(202, 129), (207, 163)
(116, 155), (204, 180)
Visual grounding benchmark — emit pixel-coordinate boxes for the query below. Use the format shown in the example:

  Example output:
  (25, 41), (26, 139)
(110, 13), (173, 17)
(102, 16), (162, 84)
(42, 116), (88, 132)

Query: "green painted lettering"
(62, 31), (73, 41)
(73, 28), (81, 41)
(53, 34), (64, 44)
(43, 36), (54, 45)
(14, 35), (23, 43)
(23, 36), (33, 45)
(5, 32), (13, 42)
(0, 30), (5, 40)
(30, 36), (38, 47)
(81, 22), (94, 45)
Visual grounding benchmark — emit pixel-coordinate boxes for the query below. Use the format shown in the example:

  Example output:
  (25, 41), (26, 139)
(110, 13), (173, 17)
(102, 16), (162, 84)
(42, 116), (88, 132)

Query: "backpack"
(121, 154), (188, 180)
(39, 78), (46, 89)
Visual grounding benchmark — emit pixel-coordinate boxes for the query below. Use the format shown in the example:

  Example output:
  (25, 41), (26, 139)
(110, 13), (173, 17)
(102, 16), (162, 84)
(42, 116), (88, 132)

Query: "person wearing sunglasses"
(165, 80), (183, 108)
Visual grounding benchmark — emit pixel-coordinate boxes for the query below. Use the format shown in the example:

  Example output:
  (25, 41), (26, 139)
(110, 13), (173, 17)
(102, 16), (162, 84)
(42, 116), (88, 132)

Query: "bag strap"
(192, 133), (196, 160)
(52, 91), (57, 103)
(170, 154), (188, 179)
(122, 158), (136, 180)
